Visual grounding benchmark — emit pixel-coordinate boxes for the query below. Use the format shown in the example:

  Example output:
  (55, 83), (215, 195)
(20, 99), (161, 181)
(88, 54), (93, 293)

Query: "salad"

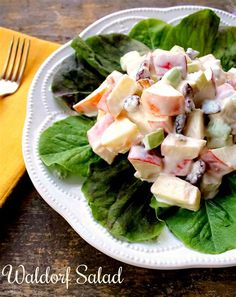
(39, 9), (236, 254)
(73, 45), (236, 211)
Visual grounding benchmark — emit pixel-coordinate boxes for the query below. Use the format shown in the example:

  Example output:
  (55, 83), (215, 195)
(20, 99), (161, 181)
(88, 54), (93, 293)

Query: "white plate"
(23, 6), (236, 269)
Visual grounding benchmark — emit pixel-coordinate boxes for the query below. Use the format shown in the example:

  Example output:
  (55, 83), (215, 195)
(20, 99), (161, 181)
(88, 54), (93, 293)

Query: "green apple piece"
(162, 67), (182, 88)
(200, 172), (222, 199)
(183, 109), (204, 139)
(161, 133), (206, 159)
(206, 114), (232, 149)
(187, 61), (201, 73)
(151, 174), (201, 211)
(143, 128), (164, 150)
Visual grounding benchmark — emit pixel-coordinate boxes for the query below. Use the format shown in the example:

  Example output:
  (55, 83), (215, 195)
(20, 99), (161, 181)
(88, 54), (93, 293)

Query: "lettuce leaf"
(165, 174), (236, 254)
(129, 9), (220, 56)
(82, 156), (164, 242)
(213, 27), (236, 71)
(51, 54), (103, 108)
(163, 9), (220, 55)
(129, 19), (172, 49)
(71, 34), (149, 77)
(39, 116), (99, 177)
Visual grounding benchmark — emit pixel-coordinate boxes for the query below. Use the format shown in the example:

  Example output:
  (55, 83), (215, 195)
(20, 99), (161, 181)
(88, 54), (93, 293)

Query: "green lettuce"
(51, 55), (103, 108)
(165, 174), (236, 254)
(82, 156), (164, 242)
(39, 116), (99, 177)
(71, 34), (149, 77)
(130, 9), (220, 56)
(163, 9), (220, 55)
(213, 27), (236, 71)
(129, 19), (172, 49)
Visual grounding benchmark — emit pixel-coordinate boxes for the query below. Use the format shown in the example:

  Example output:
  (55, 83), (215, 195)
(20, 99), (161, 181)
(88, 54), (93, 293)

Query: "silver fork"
(0, 37), (30, 96)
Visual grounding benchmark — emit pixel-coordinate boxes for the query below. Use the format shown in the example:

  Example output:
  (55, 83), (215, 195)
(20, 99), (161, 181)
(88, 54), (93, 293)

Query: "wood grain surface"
(1, 1), (236, 296)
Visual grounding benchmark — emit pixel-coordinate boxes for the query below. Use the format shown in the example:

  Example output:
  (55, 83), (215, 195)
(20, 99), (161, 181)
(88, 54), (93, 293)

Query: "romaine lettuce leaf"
(82, 156), (164, 242)
(51, 54), (103, 108)
(129, 18), (172, 49)
(39, 116), (99, 177)
(164, 9), (220, 55)
(165, 174), (236, 254)
(71, 34), (149, 77)
(129, 9), (220, 56)
(213, 26), (236, 71)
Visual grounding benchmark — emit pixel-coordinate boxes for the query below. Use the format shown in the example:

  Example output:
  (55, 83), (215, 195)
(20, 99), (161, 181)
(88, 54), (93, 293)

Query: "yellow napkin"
(0, 27), (60, 206)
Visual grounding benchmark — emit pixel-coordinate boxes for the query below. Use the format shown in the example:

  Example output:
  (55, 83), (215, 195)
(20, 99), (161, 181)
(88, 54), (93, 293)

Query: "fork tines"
(1, 37), (30, 83)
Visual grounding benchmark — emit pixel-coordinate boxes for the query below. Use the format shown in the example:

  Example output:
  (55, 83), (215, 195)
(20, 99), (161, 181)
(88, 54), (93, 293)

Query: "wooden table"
(1, 1), (236, 296)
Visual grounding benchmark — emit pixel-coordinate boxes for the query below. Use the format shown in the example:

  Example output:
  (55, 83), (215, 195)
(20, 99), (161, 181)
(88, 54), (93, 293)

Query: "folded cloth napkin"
(0, 27), (60, 206)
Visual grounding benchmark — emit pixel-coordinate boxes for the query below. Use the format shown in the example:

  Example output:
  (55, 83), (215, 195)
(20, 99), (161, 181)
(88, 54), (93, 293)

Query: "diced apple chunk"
(220, 95), (236, 127)
(128, 145), (162, 181)
(189, 69), (216, 107)
(141, 82), (185, 116)
(73, 80), (108, 115)
(148, 116), (173, 133)
(101, 117), (140, 154)
(73, 70), (123, 115)
(106, 74), (137, 117)
(187, 61), (202, 73)
(161, 67), (182, 88)
(211, 145), (236, 170)
(164, 156), (193, 176)
(200, 172), (222, 199)
(151, 174), (201, 211)
(87, 113), (116, 164)
(215, 83), (235, 100)
(126, 104), (173, 135)
(152, 49), (187, 78)
(161, 134), (206, 159)
(126, 105), (153, 134)
(200, 149), (233, 177)
(227, 68), (236, 89)
(143, 128), (164, 150)
(183, 109), (204, 139)
(120, 51), (146, 78)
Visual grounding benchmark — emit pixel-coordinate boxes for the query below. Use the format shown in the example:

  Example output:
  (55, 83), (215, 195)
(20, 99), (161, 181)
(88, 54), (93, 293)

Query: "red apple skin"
(165, 159), (193, 176)
(152, 50), (187, 78)
(128, 145), (162, 166)
(200, 150), (233, 177)
(97, 88), (111, 112)
(215, 83), (235, 101)
(87, 113), (114, 147)
(141, 88), (185, 116)
(97, 71), (123, 112)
